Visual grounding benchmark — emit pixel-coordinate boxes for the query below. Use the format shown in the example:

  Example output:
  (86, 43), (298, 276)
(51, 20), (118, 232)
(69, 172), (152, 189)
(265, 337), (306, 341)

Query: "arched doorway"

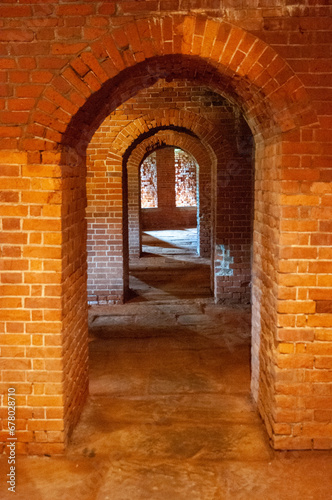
(7, 14), (321, 453)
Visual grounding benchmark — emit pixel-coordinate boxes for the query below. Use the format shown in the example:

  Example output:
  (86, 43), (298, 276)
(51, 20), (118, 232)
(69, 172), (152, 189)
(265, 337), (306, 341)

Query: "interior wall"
(214, 139), (254, 304)
(86, 146), (126, 305)
(251, 138), (283, 445)
(60, 150), (89, 450)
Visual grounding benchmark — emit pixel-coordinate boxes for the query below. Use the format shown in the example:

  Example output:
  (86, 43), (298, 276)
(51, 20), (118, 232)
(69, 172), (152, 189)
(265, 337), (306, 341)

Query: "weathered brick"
(0, 6), (330, 457)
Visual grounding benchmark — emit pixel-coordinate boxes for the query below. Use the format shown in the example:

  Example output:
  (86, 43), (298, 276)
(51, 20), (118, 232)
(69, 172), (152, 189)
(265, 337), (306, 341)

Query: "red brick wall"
(60, 150), (89, 452)
(141, 207), (196, 231)
(214, 142), (254, 304)
(86, 144), (126, 304)
(156, 147), (175, 212)
(0, 150), (89, 454)
(0, 5), (331, 453)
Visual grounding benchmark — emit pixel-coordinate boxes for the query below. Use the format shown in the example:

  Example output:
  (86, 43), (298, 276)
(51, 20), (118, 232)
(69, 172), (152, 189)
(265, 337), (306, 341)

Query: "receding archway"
(123, 127), (216, 260)
(87, 106), (253, 305)
(5, 14), (321, 453)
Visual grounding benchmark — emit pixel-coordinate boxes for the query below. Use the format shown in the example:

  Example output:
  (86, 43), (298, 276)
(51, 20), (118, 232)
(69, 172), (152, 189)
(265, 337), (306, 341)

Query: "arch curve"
(27, 14), (318, 153)
(102, 109), (219, 169)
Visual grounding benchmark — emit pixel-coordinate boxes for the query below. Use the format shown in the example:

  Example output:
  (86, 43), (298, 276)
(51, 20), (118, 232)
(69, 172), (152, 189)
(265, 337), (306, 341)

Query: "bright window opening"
(175, 149), (197, 207)
(140, 152), (158, 208)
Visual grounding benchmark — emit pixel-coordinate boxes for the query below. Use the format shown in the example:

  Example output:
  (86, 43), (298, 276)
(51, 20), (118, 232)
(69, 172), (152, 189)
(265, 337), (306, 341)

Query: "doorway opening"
(139, 147), (199, 251)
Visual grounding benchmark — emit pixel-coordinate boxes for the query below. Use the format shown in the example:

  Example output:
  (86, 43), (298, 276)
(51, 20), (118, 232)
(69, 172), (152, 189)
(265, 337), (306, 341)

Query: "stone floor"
(1, 229), (332, 499)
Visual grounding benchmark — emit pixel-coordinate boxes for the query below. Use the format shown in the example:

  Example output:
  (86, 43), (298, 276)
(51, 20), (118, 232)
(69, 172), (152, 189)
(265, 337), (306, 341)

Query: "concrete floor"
(1, 229), (332, 499)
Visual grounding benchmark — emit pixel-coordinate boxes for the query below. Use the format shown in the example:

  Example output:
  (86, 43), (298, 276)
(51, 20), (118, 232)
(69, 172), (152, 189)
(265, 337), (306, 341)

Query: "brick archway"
(105, 111), (220, 267)
(1, 12), (328, 455)
(86, 110), (220, 304)
(124, 128), (253, 306)
(87, 108), (251, 304)
(24, 16), (318, 152)
(124, 129), (215, 260)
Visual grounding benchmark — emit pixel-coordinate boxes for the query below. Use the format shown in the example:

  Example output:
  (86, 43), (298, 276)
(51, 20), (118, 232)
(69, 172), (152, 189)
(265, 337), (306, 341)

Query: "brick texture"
(0, 4), (331, 454)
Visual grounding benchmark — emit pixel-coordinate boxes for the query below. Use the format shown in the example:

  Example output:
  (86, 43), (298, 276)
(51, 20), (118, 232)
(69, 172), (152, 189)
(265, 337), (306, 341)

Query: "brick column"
(156, 147), (176, 210)
(86, 151), (128, 305)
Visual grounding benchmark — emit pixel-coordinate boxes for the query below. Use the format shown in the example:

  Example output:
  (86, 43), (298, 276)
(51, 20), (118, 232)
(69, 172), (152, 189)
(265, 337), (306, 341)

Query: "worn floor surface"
(1, 229), (332, 499)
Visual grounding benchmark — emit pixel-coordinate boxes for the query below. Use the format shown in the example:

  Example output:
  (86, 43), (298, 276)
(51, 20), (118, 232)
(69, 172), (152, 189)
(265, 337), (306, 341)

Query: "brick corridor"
(1, 5), (332, 454)
(1, 231), (331, 499)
